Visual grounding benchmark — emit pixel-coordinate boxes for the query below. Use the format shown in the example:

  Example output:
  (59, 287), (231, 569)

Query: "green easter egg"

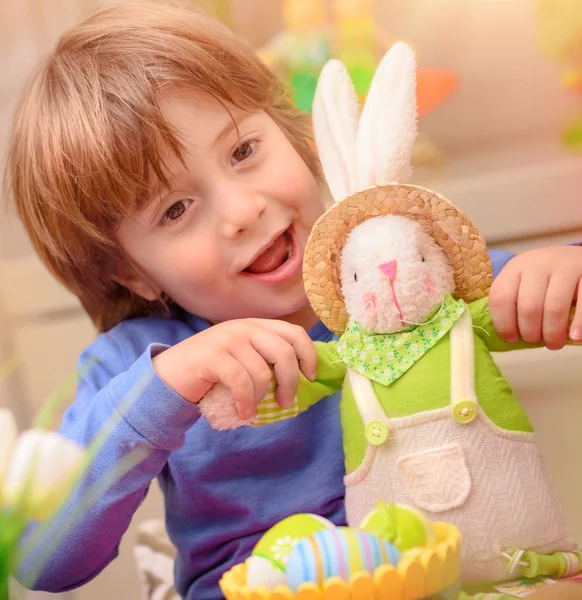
(252, 513), (334, 571)
(359, 502), (435, 552)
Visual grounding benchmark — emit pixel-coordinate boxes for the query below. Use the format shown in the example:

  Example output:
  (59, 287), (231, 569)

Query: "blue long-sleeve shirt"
(22, 249), (515, 599)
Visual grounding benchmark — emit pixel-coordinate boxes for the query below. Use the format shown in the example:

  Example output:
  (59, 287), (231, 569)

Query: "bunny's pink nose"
(379, 260), (397, 281)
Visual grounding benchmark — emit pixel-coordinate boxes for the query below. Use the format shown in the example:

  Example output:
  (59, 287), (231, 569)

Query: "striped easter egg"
(247, 514), (335, 589)
(286, 527), (401, 591)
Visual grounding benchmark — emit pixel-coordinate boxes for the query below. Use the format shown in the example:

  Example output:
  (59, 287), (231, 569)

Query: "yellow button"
(452, 399), (477, 424)
(365, 420), (389, 445)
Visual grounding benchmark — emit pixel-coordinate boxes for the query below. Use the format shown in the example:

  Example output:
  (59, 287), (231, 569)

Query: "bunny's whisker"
(472, 324), (491, 336)
(399, 298), (446, 327)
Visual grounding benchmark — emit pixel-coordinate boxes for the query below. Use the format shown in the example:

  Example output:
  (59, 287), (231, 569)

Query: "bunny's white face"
(340, 215), (455, 333)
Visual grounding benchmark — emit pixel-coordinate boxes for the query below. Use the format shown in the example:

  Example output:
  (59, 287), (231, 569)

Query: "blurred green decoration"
(196, 0), (232, 26)
(256, 0), (381, 113)
(333, 0), (378, 101)
(563, 115), (582, 147)
(255, 0), (331, 113)
(0, 357), (153, 598)
(256, 0), (459, 167)
(535, 0), (582, 148)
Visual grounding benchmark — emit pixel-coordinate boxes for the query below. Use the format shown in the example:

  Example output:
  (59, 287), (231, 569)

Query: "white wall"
(375, 0), (579, 153)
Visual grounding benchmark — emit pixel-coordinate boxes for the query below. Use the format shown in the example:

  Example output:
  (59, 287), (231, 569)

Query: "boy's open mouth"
(244, 230), (293, 275)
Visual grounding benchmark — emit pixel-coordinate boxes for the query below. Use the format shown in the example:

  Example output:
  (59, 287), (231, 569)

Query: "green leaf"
(17, 369), (155, 587)
(33, 357), (98, 430)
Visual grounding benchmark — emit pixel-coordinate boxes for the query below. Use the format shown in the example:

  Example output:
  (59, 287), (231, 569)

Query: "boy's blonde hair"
(6, 0), (319, 332)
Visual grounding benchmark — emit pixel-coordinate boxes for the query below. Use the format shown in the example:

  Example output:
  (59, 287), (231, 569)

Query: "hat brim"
(303, 184), (492, 335)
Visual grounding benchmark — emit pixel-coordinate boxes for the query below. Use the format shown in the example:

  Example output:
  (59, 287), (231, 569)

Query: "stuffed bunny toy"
(200, 43), (578, 585)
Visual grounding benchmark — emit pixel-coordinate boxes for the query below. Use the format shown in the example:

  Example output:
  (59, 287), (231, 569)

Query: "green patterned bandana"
(337, 295), (467, 386)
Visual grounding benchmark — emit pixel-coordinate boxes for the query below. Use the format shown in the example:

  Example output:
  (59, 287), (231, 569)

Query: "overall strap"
(449, 308), (479, 425)
(347, 368), (391, 446)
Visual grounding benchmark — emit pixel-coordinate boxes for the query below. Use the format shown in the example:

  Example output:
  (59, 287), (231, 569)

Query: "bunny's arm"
(295, 341), (347, 410)
(470, 297), (577, 352)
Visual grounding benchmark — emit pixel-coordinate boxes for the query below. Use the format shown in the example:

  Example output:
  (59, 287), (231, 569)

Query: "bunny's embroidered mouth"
(389, 283), (404, 322)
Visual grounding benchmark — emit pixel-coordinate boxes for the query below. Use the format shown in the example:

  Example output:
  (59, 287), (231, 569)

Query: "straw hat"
(304, 184), (492, 335)
(304, 43), (491, 335)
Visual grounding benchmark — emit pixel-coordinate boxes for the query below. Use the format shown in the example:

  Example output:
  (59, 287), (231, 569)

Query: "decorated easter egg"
(359, 502), (435, 551)
(246, 513), (335, 589)
(286, 527), (400, 591)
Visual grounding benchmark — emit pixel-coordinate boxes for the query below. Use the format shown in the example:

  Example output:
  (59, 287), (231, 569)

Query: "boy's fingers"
(231, 344), (273, 404)
(249, 329), (299, 409)
(489, 272), (520, 342)
(516, 272), (549, 344)
(569, 279), (582, 343)
(214, 356), (255, 420)
(543, 273), (578, 350)
(251, 319), (318, 380)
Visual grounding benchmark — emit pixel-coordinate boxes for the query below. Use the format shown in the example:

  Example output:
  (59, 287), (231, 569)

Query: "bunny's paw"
(198, 385), (252, 430)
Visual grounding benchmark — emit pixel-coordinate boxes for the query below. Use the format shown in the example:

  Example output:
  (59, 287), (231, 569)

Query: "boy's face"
(115, 92), (325, 325)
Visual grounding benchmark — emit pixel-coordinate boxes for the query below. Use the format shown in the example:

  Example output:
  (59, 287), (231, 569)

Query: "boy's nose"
(219, 190), (267, 239)
(379, 260), (397, 281)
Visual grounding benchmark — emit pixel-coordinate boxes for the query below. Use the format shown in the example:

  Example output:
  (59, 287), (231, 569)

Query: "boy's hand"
(152, 319), (317, 420)
(489, 246), (582, 350)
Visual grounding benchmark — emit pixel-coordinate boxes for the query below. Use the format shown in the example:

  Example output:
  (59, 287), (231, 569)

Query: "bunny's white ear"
(312, 59), (360, 203)
(356, 42), (418, 189)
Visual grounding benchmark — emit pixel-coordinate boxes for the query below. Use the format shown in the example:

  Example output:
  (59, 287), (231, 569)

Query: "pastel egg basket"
(219, 522), (460, 600)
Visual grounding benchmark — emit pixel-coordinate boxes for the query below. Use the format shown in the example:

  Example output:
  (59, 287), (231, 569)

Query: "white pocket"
(397, 443), (471, 513)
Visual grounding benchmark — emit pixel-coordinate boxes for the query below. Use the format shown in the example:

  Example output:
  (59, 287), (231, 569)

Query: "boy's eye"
(231, 140), (256, 165)
(162, 199), (191, 224)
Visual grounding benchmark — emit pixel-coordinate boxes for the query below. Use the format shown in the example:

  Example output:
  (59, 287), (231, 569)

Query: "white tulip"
(2, 429), (87, 522)
(0, 409), (18, 497)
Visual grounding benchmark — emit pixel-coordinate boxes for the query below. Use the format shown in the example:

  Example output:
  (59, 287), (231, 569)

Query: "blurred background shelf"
(414, 135), (582, 246)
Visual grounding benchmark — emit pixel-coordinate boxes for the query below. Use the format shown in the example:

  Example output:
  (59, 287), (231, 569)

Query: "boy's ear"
(111, 264), (161, 302)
